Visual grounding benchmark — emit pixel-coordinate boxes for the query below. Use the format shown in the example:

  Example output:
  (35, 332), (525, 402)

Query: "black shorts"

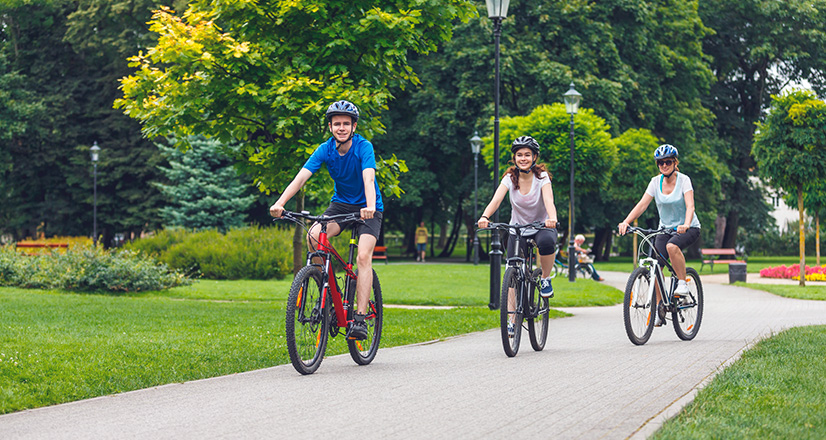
(653, 227), (700, 263)
(321, 202), (383, 239)
(506, 228), (558, 258)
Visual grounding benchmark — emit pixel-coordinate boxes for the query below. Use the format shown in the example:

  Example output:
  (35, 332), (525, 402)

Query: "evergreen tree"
(155, 137), (256, 231)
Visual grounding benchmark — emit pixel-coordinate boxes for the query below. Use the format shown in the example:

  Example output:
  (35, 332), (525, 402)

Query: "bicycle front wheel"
(286, 266), (329, 375)
(623, 266), (655, 345)
(500, 267), (523, 357)
(672, 267), (703, 341)
(527, 268), (549, 351)
(347, 269), (383, 365)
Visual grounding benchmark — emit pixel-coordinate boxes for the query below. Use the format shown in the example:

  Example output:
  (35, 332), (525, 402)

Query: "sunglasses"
(657, 159), (675, 167)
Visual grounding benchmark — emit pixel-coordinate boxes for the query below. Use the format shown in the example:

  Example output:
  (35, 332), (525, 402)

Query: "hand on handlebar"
(617, 221), (630, 236)
(270, 203), (285, 218)
(477, 217), (489, 229)
(545, 219), (557, 229)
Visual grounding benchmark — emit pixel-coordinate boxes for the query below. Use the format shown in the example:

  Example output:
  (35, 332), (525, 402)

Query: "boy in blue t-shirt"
(270, 100), (382, 341)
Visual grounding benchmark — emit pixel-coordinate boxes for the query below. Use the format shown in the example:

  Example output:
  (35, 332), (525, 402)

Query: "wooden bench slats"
(372, 246), (388, 264)
(700, 248), (744, 272)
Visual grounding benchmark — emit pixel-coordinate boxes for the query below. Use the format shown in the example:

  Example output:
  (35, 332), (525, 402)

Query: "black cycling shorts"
(320, 202), (383, 239)
(506, 228), (558, 258)
(653, 227), (700, 264)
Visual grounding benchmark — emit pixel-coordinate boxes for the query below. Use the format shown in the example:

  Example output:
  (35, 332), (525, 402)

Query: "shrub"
(125, 228), (189, 256)
(0, 245), (190, 292)
(127, 226), (293, 280)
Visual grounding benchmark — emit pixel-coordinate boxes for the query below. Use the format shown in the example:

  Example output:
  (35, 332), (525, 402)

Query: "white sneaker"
(654, 313), (663, 327)
(674, 280), (690, 295)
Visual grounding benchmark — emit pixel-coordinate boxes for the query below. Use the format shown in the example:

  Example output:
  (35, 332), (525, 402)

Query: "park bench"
(15, 242), (69, 256)
(372, 246), (388, 264)
(700, 248), (744, 273)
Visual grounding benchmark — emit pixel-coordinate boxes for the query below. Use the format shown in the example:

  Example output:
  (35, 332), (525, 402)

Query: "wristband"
(481, 215), (489, 220)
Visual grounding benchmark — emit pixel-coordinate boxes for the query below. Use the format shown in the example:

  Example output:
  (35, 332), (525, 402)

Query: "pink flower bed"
(760, 264), (826, 280)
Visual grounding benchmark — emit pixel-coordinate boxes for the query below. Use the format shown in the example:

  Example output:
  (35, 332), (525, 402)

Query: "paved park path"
(3, 272), (826, 439)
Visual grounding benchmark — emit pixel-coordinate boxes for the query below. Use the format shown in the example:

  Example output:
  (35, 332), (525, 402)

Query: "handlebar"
(478, 221), (555, 233)
(275, 210), (365, 225)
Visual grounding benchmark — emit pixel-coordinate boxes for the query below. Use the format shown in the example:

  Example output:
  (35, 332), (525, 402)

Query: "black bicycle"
(621, 226), (704, 345)
(277, 210), (383, 375)
(480, 222), (552, 357)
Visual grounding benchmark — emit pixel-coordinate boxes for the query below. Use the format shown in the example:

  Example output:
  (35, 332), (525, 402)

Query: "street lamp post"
(563, 83), (581, 282)
(470, 132), (483, 266)
(91, 142), (100, 247)
(486, 0), (509, 309)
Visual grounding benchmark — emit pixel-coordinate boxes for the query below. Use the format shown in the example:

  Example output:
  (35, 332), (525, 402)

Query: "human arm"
(617, 193), (654, 235)
(677, 190), (696, 234)
(361, 168), (377, 220)
(477, 183), (509, 228)
(540, 181), (558, 229)
(269, 168), (314, 217)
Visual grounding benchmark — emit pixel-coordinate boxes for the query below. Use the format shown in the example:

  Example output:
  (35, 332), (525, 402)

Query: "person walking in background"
(574, 234), (605, 281)
(415, 221), (428, 262)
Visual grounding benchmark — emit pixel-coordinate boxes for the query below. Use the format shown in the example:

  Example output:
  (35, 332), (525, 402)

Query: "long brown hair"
(507, 160), (551, 191)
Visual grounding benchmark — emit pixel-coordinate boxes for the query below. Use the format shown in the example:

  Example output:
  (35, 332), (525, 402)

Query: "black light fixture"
(470, 132), (483, 266)
(90, 141), (101, 247)
(485, 0), (510, 309)
(563, 83), (581, 282)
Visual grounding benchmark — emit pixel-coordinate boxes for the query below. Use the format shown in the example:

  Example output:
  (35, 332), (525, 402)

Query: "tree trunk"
(714, 215), (726, 248)
(292, 190), (305, 275)
(817, 213), (821, 267)
(798, 184), (806, 287)
(438, 202), (464, 258)
(438, 221), (448, 248)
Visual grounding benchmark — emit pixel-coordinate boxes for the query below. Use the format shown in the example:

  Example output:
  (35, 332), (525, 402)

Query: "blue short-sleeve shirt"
(303, 134), (384, 212)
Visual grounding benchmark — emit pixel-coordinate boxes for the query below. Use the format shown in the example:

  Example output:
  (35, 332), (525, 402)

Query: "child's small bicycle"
(278, 210), (383, 375)
(622, 226), (704, 345)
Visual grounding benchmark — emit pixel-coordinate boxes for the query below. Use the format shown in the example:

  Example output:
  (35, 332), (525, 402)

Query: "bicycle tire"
(347, 269), (383, 365)
(285, 266), (329, 375)
(500, 267), (523, 357)
(527, 268), (549, 351)
(623, 266), (655, 345)
(577, 263), (592, 279)
(672, 267), (703, 341)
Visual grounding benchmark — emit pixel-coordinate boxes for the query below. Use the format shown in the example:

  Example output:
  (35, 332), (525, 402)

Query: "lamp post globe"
(485, 0), (509, 309)
(563, 83), (581, 282)
(470, 132), (483, 265)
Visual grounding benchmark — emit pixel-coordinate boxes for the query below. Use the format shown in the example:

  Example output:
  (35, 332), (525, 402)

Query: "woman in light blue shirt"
(617, 145), (700, 322)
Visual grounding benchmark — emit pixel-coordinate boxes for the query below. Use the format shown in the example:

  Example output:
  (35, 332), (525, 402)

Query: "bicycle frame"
(632, 229), (680, 309)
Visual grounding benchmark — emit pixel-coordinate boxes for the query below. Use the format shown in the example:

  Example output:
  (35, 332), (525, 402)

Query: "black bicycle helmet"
(511, 136), (540, 154)
(653, 144), (678, 160)
(325, 100), (359, 122)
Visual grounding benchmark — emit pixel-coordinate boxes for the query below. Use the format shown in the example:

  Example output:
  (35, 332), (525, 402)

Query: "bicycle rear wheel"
(286, 266), (329, 375)
(527, 268), (549, 351)
(500, 267), (523, 357)
(347, 269), (383, 365)
(623, 266), (655, 345)
(672, 267), (703, 340)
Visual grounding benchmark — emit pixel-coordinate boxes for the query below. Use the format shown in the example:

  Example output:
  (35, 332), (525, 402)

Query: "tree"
(700, 0), (826, 248)
(155, 136), (257, 231)
(753, 90), (826, 286)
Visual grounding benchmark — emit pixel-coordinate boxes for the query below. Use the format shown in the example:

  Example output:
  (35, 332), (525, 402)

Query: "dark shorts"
(653, 227), (700, 263)
(416, 243), (426, 252)
(506, 228), (558, 258)
(321, 202), (383, 239)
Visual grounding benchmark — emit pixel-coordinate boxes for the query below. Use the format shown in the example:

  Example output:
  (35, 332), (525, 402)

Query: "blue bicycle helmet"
(325, 100), (359, 122)
(653, 144), (678, 160)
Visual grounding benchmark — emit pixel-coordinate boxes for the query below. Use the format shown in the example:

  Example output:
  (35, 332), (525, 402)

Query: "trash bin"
(729, 262), (747, 284)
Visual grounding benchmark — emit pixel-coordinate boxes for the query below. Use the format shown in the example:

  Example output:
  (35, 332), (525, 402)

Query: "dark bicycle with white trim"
(621, 226), (703, 345)
(277, 210), (383, 375)
(479, 221), (553, 357)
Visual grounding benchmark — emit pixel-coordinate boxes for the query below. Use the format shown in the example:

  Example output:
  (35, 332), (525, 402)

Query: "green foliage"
(126, 226), (293, 280)
(0, 245), (190, 292)
(115, 0), (473, 195)
(155, 136), (257, 231)
(739, 222), (822, 257)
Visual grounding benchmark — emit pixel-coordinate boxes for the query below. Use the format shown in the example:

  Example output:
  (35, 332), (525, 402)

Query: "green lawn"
(590, 255), (818, 275)
(1, 262), (612, 414)
(653, 325), (826, 439)
(737, 282), (826, 301)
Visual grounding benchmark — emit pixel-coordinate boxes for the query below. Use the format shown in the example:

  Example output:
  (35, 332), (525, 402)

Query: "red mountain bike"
(278, 211), (383, 375)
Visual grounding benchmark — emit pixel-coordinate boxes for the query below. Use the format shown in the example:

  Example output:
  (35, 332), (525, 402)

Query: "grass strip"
(737, 282), (826, 301)
(653, 325), (826, 440)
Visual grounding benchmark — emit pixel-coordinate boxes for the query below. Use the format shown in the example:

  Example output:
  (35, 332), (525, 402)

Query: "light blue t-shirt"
(303, 134), (384, 212)
(645, 172), (701, 229)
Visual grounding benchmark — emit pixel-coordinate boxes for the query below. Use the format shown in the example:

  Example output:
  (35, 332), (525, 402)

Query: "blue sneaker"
(507, 322), (515, 338)
(539, 277), (554, 298)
